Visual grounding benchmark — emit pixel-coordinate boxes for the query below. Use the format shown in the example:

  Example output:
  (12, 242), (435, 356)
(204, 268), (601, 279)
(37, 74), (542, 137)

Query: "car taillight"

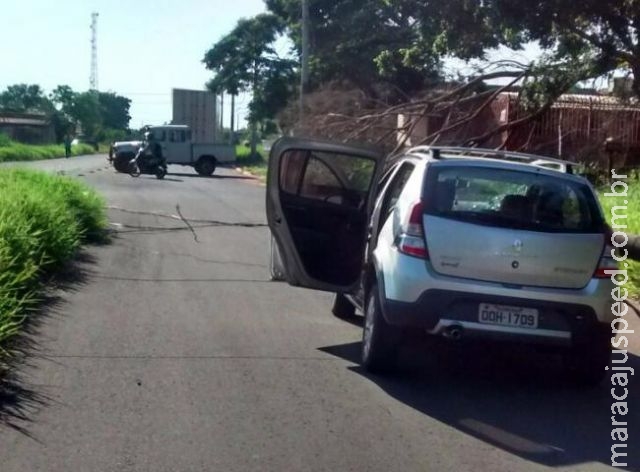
(594, 243), (618, 278)
(398, 201), (428, 259)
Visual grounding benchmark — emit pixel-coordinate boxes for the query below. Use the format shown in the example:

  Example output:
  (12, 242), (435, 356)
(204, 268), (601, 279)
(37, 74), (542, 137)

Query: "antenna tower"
(90, 12), (99, 90)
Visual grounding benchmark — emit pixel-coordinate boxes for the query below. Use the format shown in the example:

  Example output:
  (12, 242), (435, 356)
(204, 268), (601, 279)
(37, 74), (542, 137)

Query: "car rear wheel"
(362, 283), (403, 373)
(563, 326), (611, 387)
(332, 293), (356, 320)
(114, 154), (132, 173)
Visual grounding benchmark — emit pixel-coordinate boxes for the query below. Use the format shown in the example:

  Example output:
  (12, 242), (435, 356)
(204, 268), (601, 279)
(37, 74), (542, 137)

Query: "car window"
(380, 162), (415, 221)
(375, 163), (400, 201)
(279, 150), (308, 194)
(279, 149), (375, 207)
(424, 166), (603, 233)
(168, 131), (186, 143)
(299, 156), (343, 200)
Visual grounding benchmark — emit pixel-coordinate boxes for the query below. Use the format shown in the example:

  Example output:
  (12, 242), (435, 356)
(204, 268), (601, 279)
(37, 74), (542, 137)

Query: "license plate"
(478, 303), (539, 329)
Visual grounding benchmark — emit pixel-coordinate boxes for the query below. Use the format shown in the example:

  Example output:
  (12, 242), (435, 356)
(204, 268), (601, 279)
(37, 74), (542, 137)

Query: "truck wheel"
(362, 283), (403, 374)
(196, 157), (216, 176)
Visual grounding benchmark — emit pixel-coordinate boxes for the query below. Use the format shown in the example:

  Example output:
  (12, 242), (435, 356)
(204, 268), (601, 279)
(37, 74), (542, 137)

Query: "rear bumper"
(374, 247), (615, 324)
(379, 287), (604, 346)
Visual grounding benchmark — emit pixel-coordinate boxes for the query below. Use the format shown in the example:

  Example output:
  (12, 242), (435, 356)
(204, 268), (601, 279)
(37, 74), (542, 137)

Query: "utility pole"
(220, 91), (225, 137)
(300, 0), (310, 126)
(90, 12), (99, 91)
(230, 94), (236, 145)
(250, 62), (259, 157)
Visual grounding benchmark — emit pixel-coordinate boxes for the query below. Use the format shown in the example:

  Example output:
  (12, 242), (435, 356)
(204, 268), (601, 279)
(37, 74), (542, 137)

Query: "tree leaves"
(0, 84), (132, 142)
(203, 13), (295, 122)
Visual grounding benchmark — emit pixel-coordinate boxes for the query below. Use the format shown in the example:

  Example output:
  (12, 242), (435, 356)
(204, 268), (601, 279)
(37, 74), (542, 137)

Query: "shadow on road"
(168, 172), (258, 181)
(129, 175), (184, 183)
(320, 339), (639, 470)
(90, 273), (273, 284)
(0, 251), (96, 439)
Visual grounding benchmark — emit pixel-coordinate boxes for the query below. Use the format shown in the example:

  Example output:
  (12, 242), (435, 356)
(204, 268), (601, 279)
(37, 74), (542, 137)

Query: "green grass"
(235, 144), (266, 160)
(0, 169), (106, 360)
(0, 134), (98, 163)
(235, 144), (267, 180)
(598, 180), (640, 297)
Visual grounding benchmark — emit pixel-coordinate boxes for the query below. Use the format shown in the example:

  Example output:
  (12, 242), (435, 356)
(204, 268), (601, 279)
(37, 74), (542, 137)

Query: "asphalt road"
(1, 155), (639, 471)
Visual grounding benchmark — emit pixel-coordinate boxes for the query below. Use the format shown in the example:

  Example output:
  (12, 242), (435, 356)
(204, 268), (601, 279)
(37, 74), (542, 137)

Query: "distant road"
(0, 154), (110, 174)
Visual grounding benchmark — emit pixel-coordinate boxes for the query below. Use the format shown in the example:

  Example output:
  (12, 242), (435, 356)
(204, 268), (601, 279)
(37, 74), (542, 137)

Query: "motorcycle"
(128, 147), (168, 180)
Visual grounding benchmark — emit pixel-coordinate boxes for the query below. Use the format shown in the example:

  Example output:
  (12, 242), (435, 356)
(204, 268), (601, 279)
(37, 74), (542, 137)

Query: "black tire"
(155, 165), (167, 180)
(361, 283), (403, 374)
(196, 157), (216, 176)
(563, 326), (611, 387)
(332, 293), (356, 320)
(128, 160), (141, 178)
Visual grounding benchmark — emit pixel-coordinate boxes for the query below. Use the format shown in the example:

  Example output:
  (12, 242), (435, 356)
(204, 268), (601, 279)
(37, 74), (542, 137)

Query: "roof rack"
(406, 146), (578, 174)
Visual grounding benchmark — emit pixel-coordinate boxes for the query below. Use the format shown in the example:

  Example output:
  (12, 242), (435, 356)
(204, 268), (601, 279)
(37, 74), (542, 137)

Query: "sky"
(0, 0), (270, 130)
(0, 1), (559, 135)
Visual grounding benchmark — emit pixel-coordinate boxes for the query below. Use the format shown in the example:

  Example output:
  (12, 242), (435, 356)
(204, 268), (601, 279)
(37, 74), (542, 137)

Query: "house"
(0, 112), (56, 144)
(400, 91), (640, 169)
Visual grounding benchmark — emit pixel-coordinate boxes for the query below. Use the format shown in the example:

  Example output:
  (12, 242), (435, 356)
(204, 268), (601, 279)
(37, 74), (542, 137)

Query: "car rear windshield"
(423, 165), (605, 233)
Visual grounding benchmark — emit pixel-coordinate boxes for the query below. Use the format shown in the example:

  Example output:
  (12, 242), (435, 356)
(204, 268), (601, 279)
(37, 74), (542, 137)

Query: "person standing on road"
(64, 135), (72, 158)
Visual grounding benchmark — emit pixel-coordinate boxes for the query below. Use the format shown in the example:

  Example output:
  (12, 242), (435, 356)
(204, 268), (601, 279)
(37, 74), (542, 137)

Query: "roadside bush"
(0, 133), (12, 147)
(0, 169), (106, 355)
(0, 139), (97, 163)
(599, 182), (640, 297)
(235, 144), (265, 163)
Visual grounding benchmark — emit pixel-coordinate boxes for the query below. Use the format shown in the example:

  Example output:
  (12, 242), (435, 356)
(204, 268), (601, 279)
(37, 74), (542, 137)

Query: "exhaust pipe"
(443, 325), (463, 341)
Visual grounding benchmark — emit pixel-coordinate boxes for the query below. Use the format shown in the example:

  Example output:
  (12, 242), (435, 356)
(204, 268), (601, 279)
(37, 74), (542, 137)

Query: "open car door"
(267, 137), (384, 293)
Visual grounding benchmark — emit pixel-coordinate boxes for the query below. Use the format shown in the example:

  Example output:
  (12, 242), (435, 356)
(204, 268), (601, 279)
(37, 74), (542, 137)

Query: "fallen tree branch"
(464, 101), (554, 147)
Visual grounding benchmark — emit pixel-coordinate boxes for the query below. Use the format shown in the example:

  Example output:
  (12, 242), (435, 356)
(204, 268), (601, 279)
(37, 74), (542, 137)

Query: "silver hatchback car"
(267, 138), (616, 386)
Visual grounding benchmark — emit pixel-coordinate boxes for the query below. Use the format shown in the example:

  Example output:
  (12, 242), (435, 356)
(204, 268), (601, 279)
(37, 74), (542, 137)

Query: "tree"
(49, 85), (77, 141)
(71, 92), (103, 140)
(0, 84), (52, 113)
(50, 87), (102, 140)
(50, 85), (76, 114)
(266, 0), (442, 98)
(98, 92), (132, 130)
(404, 0), (640, 98)
(204, 13), (296, 155)
(268, 0), (640, 102)
(50, 86), (131, 140)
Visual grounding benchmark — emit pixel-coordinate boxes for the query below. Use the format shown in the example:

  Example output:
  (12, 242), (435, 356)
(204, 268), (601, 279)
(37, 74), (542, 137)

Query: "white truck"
(111, 125), (235, 176)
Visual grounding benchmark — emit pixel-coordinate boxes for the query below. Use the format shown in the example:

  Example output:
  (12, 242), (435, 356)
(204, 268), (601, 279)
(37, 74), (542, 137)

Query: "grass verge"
(235, 144), (267, 181)
(0, 134), (99, 163)
(0, 169), (107, 361)
(598, 181), (639, 297)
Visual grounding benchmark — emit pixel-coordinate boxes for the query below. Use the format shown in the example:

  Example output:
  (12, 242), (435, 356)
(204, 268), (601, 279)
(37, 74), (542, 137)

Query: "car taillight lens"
(398, 201), (428, 259)
(594, 243), (618, 278)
